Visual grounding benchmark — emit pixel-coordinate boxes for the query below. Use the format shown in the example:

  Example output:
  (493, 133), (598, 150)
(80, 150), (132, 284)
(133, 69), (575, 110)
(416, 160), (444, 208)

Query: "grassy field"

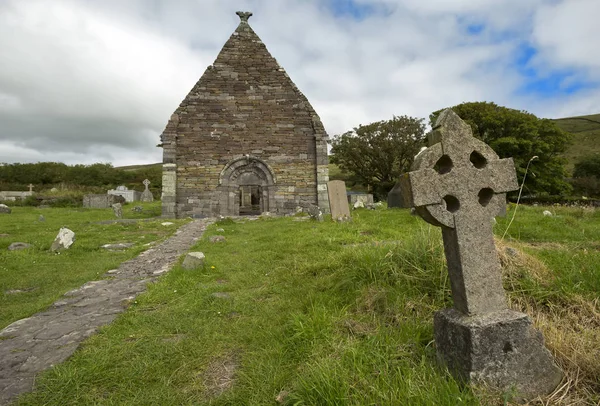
(4, 205), (597, 405)
(0, 202), (189, 330)
(552, 113), (600, 173)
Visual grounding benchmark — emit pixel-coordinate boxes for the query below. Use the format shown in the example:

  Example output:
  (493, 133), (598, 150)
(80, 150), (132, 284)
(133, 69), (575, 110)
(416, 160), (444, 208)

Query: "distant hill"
(552, 113), (600, 173)
(116, 163), (162, 171)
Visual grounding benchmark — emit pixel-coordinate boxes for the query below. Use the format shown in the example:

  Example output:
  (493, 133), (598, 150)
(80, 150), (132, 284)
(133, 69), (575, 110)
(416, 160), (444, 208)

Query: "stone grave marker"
(83, 194), (123, 209)
(107, 185), (141, 202)
(112, 203), (123, 218)
(327, 180), (351, 221)
(399, 109), (561, 399)
(140, 179), (154, 202)
(386, 181), (406, 208)
(347, 193), (373, 206)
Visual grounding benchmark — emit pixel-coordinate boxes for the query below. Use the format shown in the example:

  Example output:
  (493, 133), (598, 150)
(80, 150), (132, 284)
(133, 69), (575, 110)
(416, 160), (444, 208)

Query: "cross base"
(434, 308), (562, 401)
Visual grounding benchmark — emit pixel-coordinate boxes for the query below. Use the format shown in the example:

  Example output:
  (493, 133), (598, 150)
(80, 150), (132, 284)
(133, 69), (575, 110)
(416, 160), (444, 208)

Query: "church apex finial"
(236, 11), (253, 23)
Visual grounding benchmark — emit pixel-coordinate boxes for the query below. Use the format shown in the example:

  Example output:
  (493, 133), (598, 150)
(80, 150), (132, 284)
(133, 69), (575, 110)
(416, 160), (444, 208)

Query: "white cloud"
(533, 0), (600, 73)
(0, 0), (598, 166)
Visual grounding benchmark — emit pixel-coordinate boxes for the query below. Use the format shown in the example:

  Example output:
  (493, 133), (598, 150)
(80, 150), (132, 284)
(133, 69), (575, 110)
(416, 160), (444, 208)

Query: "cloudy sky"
(0, 0), (598, 166)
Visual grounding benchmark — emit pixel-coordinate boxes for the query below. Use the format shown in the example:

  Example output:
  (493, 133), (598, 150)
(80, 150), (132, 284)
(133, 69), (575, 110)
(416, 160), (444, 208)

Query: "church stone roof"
(160, 11), (327, 144)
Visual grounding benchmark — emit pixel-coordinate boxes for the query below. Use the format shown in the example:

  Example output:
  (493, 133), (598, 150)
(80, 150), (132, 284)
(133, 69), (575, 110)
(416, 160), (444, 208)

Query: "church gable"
(161, 12), (329, 218)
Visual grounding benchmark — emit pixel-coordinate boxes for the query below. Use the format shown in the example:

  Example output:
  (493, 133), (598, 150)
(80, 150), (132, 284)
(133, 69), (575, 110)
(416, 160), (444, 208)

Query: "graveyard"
(0, 199), (598, 404)
(1, 6), (599, 405)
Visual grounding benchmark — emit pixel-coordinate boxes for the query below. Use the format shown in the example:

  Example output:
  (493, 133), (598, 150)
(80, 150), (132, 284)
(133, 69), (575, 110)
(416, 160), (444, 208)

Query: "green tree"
(330, 115), (427, 199)
(430, 102), (572, 196)
(572, 154), (600, 197)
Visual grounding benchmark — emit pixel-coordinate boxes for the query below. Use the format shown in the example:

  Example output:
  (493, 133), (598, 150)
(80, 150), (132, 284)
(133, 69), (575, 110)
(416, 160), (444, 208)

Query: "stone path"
(0, 218), (214, 405)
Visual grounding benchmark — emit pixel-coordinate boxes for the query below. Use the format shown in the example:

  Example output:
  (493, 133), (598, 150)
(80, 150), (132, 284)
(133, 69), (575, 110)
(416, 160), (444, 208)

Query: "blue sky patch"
(325, 0), (377, 20)
(513, 43), (594, 96)
(466, 24), (485, 35)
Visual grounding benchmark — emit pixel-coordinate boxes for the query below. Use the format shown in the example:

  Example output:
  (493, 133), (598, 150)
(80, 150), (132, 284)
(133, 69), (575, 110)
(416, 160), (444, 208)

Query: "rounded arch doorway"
(218, 156), (276, 216)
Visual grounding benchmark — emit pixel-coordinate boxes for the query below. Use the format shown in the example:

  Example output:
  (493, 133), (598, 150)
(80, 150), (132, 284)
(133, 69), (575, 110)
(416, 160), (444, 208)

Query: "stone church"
(160, 11), (330, 218)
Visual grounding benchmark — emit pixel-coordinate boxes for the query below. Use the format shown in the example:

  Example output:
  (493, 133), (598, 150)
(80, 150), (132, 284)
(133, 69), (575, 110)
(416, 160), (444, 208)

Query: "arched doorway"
(218, 156), (276, 216)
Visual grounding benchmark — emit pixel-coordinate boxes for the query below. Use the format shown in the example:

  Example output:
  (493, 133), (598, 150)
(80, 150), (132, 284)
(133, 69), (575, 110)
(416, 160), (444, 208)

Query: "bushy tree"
(330, 115), (426, 199)
(430, 102), (572, 196)
(572, 154), (600, 197)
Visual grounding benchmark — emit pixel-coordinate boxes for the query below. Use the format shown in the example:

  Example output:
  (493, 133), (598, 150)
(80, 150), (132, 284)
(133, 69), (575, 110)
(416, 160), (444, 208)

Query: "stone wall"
(161, 14), (329, 218)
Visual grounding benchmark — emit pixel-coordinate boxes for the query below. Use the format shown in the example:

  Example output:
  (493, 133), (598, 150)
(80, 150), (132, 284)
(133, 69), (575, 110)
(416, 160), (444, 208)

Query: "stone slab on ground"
(182, 252), (205, 270)
(8, 243), (32, 251)
(0, 218), (214, 405)
(101, 243), (134, 251)
(50, 228), (75, 252)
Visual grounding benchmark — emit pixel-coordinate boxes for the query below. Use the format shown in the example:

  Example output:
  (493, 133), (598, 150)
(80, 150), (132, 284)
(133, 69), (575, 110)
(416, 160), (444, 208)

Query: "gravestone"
(399, 109), (561, 399)
(112, 203), (123, 218)
(140, 179), (154, 202)
(327, 180), (351, 222)
(107, 185), (141, 202)
(0, 204), (11, 214)
(386, 181), (405, 208)
(83, 194), (123, 209)
(347, 193), (373, 206)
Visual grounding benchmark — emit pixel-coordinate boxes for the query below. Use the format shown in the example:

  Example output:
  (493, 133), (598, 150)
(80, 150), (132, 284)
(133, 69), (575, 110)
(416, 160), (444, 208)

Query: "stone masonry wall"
(161, 15), (329, 218)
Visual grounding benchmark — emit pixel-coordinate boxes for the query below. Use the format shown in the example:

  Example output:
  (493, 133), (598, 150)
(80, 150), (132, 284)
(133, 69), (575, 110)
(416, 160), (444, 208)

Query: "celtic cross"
(236, 11), (252, 23)
(400, 109), (518, 315)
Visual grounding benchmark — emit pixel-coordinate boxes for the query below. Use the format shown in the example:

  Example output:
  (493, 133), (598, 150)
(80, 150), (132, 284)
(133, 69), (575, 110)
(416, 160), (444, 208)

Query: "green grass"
(498, 205), (600, 298)
(0, 201), (189, 330)
(9, 205), (599, 405)
(552, 113), (600, 173)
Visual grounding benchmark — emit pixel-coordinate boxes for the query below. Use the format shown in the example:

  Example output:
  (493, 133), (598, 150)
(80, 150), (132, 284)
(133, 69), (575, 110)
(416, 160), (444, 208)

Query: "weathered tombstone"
(50, 228), (75, 251)
(112, 203), (123, 218)
(83, 194), (124, 209)
(140, 179), (154, 202)
(347, 192), (373, 206)
(28, 184), (34, 193)
(107, 185), (141, 202)
(386, 181), (405, 208)
(0, 204), (11, 214)
(306, 204), (324, 222)
(399, 109), (561, 399)
(327, 180), (351, 222)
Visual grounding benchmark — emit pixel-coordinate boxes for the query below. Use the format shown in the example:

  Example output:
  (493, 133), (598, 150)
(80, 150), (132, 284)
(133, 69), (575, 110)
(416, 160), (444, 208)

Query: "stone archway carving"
(218, 156), (276, 215)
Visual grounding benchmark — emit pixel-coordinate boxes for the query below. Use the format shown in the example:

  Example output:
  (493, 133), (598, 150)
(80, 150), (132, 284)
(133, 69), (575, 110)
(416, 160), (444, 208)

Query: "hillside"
(116, 162), (162, 171)
(552, 113), (600, 173)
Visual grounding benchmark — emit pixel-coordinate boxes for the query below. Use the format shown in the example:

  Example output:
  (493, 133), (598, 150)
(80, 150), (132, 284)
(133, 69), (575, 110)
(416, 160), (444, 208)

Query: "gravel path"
(0, 218), (214, 405)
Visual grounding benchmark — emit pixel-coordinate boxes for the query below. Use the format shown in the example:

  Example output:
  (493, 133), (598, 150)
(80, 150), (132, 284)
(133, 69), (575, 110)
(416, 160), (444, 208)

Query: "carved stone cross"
(400, 109), (518, 315)
(28, 184), (34, 192)
(143, 179), (151, 190)
(236, 11), (253, 23)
